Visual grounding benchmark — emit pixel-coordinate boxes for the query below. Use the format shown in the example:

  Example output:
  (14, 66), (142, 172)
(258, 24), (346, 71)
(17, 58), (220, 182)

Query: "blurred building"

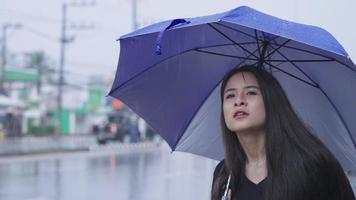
(0, 62), (110, 136)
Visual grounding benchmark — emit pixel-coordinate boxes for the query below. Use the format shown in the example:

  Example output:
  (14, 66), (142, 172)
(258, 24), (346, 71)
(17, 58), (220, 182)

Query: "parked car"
(96, 112), (130, 145)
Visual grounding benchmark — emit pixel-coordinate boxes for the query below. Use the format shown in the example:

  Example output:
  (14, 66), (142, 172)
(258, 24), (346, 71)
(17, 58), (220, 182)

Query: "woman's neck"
(236, 130), (268, 183)
(236, 130), (266, 163)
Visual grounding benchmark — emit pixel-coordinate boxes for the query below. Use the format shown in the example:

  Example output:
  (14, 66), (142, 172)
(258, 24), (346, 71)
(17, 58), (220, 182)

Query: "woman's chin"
(229, 126), (251, 134)
(229, 124), (265, 135)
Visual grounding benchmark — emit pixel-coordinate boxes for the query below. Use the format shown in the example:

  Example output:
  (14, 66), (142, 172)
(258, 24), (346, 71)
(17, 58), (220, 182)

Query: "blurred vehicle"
(96, 112), (130, 145)
(89, 115), (106, 135)
(91, 124), (100, 135)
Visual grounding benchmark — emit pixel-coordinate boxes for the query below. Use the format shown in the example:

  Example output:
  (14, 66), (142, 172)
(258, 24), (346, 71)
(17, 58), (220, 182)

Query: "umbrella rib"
(275, 45), (356, 72)
(194, 49), (260, 61)
(208, 23), (259, 59)
(267, 46), (356, 147)
(216, 22), (259, 41)
(236, 48), (262, 67)
(216, 22), (355, 72)
(263, 61), (318, 88)
(216, 23), (355, 72)
(269, 45), (323, 87)
(265, 64), (356, 148)
(110, 46), (261, 98)
(172, 49), (261, 150)
(265, 59), (335, 63)
(317, 92), (356, 148)
(197, 42), (259, 49)
(270, 45), (337, 85)
(216, 22), (280, 43)
(265, 39), (291, 58)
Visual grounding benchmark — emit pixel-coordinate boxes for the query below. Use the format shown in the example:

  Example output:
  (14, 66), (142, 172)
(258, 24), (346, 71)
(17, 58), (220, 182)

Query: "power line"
(0, 9), (61, 24)
(0, 9), (97, 29)
(0, 28), (20, 42)
(23, 25), (59, 42)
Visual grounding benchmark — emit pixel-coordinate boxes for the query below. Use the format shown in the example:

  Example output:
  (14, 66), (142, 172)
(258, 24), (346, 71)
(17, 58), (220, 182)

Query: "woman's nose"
(234, 95), (246, 106)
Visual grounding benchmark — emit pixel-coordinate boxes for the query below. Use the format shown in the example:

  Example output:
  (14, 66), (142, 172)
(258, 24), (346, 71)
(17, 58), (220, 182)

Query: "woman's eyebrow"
(224, 86), (259, 94)
(224, 88), (237, 94)
(244, 85), (260, 90)
(224, 85), (260, 93)
(224, 85), (260, 94)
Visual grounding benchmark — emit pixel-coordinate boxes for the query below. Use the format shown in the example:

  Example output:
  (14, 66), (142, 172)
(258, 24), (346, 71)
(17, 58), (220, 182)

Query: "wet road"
(0, 144), (217, 200)
(0, 144), (354, 200)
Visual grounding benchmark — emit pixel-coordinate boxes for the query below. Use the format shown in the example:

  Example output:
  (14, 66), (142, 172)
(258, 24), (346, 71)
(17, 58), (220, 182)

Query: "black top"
(213, 160), (356, 200)
(213, 160), (267, 200)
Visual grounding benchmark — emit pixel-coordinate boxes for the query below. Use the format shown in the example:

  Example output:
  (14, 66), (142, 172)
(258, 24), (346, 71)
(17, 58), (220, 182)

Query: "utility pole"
(132, 0), (138, 30)
(0, 23), (22, 93)
(57, 3), (67, 136)
(57, 1), (95, 136)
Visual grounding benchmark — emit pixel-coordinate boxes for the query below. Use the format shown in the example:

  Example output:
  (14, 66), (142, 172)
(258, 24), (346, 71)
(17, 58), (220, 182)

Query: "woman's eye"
(225, 94), (235, 99)
(246, 91), (257, 95)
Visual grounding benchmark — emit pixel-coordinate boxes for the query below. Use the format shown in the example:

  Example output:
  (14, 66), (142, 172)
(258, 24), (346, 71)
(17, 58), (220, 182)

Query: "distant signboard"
(3, 70), (38, 82)
(89, 87), (104, 110)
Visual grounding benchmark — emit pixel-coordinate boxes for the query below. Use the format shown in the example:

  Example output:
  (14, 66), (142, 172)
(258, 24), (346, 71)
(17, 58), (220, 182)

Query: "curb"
(0, 142), (160, 158)
(0, 147), (89, 157)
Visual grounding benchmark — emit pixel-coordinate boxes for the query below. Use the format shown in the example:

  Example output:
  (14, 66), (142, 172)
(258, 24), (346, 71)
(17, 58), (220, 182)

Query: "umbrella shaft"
(257, 41), (269, 67)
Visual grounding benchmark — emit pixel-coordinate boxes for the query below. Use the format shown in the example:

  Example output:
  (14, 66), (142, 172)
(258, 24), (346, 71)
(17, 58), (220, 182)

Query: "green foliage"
(28, 125), (56, 135)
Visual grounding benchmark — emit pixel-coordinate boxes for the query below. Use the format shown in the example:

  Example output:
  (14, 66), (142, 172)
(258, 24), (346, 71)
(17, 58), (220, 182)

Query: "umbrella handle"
(220, 174), (231, 200)
(155, 19), (191, 55)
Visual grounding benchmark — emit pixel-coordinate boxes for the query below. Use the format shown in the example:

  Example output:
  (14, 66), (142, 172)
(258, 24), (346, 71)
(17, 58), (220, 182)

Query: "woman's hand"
(222, 189), (231, 200)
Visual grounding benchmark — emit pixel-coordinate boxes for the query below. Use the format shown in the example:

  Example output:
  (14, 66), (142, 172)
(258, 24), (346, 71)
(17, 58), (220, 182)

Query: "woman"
(211, 65), (355, 200)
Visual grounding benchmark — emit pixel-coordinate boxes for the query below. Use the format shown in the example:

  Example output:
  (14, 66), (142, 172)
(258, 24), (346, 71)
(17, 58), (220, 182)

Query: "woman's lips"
(233, 111), (249, 119)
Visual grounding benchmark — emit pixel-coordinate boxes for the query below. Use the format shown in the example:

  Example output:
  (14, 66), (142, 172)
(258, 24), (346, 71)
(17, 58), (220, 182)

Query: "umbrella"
(109, 6), (356, 171)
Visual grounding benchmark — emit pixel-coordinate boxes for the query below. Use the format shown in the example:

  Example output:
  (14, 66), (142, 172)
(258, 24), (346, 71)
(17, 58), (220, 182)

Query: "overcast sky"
(1, 0), (355, 88)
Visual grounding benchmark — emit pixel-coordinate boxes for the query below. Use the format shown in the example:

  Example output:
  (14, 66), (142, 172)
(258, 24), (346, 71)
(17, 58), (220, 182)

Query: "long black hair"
(211, 65), (355, 200)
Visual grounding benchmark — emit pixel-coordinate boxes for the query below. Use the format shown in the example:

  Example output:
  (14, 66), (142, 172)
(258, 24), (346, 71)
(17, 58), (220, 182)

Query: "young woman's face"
(223, 72), (266, 134)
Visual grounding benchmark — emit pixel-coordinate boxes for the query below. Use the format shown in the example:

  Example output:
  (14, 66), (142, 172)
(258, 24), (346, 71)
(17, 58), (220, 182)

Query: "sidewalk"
(0, 135), (95, 157)
(0, 135), (162, 157)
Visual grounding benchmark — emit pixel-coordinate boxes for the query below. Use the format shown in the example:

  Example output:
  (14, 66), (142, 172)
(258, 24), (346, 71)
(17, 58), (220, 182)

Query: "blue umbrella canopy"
(109, 6), (356, 171)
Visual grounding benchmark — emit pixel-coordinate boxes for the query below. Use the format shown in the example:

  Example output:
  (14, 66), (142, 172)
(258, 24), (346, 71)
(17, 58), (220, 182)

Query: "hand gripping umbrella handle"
(155, 18), (190, 55)
(221, 174), (231, 200)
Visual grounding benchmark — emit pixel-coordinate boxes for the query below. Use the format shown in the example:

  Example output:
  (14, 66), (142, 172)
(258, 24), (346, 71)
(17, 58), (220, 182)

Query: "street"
(0, 142), (355, 200)
(0, 143), (218, 200)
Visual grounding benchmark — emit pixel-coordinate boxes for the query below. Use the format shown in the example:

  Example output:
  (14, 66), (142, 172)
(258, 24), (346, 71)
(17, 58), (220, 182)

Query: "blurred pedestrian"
(3, 112), (16, 137)
(138, 117), (147, 141)
(129, 114), (139, 143)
